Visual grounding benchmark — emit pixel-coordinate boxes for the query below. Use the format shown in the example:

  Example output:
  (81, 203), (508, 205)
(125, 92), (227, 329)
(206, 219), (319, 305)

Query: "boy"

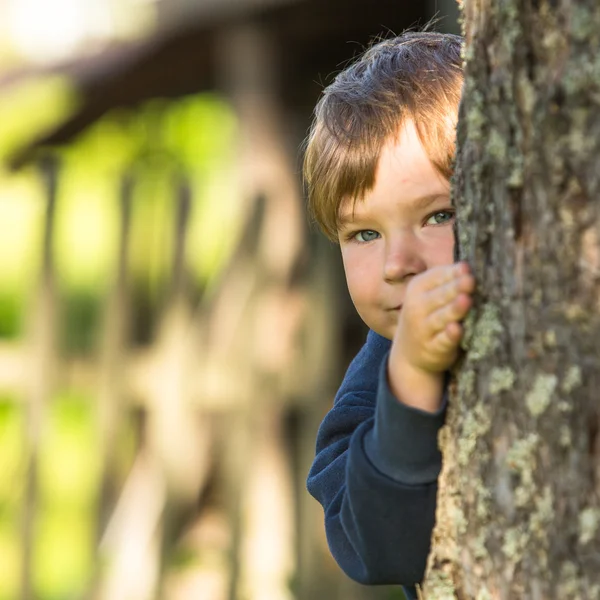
(304, 31), (474, 600)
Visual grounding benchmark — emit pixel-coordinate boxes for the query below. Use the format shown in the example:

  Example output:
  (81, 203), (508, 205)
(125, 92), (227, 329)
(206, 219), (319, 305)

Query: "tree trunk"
(423, 0), (600, 597)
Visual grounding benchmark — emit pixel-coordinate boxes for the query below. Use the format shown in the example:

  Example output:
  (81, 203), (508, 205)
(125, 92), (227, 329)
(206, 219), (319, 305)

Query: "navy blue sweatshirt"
(306, 329), (447, 599)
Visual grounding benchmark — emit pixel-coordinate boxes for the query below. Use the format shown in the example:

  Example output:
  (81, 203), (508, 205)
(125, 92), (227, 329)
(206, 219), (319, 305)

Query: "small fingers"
(431, 321), (464, 353)
(455, 271), (476, 295)
(417, 261), (471, 293)
(427, 293), (473, 333)
(424, 272), (475, 313)
(444, 321), (464, 344)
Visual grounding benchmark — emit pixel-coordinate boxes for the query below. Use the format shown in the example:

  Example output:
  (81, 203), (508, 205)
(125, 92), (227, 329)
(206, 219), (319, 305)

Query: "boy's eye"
(354, 230), (380, 242)
(425, 210), (455, 226)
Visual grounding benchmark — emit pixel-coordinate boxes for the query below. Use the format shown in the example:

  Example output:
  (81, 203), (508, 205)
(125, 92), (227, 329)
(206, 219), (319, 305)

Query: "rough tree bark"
(423, 0), (600, 598)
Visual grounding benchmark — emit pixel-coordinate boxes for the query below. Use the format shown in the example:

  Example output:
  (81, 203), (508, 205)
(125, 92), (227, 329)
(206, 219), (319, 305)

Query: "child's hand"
(395, 261), (474, 372)
(388, 262), (474, 412)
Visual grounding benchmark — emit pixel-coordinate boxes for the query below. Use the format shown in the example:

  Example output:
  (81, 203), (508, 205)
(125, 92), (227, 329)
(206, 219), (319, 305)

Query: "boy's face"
(338, 121), (455, 340)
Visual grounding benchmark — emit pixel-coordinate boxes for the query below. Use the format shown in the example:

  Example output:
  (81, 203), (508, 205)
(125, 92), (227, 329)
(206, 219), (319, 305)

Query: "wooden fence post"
(21, 156), (60, 600)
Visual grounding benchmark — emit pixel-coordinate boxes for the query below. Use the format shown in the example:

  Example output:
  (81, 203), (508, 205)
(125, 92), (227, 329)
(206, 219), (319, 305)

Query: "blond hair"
(304, 31), (463, 240)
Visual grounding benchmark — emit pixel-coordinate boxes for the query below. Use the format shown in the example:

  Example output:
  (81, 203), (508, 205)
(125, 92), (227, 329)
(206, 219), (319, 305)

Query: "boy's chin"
(365, 321), (396, 341)
(356, 307), (398, 341)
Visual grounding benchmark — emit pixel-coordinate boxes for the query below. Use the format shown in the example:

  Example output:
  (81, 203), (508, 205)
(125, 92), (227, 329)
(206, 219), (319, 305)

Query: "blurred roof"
(152, 0), (301, 29)
(3, 0), (442, 169)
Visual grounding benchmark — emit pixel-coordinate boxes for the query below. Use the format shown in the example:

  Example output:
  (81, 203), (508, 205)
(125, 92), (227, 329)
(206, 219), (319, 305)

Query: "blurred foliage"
(0, 79), (241, 347)
(0, 72), (242, 597)
(34, 391), (100, 600)
(0, 77), (78, 165)
(0, 399), (23, 600)
(0, 171), (43, 337)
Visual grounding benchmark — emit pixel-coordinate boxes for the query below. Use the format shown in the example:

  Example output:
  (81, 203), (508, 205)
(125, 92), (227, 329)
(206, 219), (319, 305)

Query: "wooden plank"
(21, 157), (59, 600)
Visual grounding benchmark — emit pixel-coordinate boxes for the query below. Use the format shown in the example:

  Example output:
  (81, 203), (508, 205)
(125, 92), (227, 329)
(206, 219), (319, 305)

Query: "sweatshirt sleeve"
(306, 329), (446, 586)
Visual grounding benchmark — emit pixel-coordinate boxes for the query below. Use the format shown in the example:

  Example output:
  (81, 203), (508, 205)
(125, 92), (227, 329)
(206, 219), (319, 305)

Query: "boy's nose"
(383, 236), (425, 283)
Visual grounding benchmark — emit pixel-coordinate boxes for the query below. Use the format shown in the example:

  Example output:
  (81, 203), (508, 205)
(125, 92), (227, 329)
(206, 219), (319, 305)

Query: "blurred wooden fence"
(0, 151), (341, 600)
(0, 17), (415, 600)
(0, 57), (405, 600)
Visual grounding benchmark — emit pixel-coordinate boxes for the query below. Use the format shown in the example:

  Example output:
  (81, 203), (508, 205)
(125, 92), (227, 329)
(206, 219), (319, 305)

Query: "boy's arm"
(306, 329), (445, 586)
